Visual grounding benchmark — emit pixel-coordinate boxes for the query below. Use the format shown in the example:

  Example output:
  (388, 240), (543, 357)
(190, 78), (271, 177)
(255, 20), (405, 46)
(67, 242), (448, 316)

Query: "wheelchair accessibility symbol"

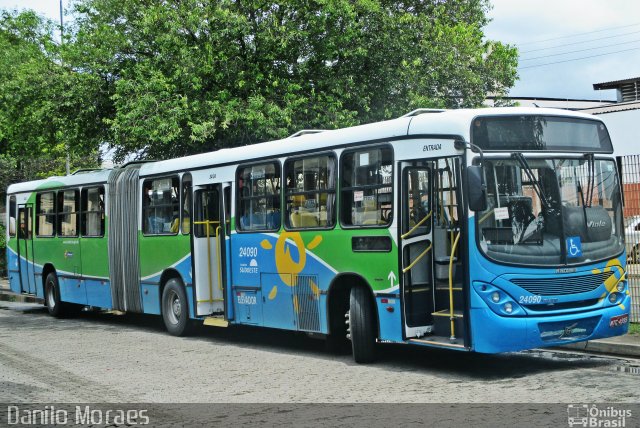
(566, 236), (583, 258)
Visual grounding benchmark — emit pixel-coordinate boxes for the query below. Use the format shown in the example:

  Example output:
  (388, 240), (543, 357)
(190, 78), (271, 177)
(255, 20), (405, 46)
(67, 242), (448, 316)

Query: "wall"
(596, 109), (640, 156)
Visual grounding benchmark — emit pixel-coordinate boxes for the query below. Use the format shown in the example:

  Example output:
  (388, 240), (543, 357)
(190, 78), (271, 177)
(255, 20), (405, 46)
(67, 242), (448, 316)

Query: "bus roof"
(7, 107), (603, 192)
(7, 168), (112, 194)
(138, 107), (601, 177)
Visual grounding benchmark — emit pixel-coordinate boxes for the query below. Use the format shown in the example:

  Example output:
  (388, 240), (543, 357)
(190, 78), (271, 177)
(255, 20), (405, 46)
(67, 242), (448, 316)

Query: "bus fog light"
(504, 302), (513, 314)
(491, 292), (500, 303)
(608, 293), (618, 303)
(616, 282), (625, 293)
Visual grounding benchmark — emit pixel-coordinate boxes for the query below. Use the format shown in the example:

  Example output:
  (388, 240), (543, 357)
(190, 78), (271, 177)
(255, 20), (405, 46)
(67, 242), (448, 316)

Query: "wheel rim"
(46, 283), (56, 309)
(165, 290), (181, 325)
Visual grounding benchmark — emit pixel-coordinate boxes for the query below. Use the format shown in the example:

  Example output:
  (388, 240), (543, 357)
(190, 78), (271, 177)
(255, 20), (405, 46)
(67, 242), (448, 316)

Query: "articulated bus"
(5, 107), (630, 363)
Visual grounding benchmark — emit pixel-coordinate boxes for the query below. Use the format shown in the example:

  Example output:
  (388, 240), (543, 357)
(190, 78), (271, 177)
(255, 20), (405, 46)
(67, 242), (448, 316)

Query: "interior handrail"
(401, 210), (433, 240)
(402, 242), (433, 274)
(448, 232), (461, 341)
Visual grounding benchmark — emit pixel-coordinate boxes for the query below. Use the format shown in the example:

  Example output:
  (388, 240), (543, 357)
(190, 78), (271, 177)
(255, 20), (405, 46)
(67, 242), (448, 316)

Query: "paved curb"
(559, 339), (640, 358)
(0, 279), (43, 304)
(0, 288), (43, 304)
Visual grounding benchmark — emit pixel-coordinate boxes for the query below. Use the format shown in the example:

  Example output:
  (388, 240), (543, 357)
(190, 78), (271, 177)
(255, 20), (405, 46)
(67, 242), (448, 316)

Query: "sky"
(484, 0), (640, 101)
(1, 1), (639, 101)
(0, 0), (66, 24)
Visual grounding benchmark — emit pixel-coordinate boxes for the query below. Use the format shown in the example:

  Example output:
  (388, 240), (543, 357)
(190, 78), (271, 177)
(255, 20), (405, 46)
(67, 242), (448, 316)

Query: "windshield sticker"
(566, 236), (583, 258)
(494, 207), (509, 221)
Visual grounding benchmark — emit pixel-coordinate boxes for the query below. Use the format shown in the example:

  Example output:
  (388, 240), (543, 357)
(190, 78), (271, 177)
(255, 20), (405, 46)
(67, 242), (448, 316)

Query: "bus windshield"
(477, 157), (624, 266)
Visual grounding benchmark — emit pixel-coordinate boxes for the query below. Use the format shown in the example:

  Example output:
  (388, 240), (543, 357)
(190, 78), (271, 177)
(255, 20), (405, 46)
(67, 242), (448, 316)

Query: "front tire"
(349, 286), (376, 363)
(162, 278), (191, 336)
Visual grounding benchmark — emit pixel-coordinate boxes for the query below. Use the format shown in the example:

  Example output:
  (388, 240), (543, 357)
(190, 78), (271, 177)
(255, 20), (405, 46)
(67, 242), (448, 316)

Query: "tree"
(68, 0), (517, 162)
(0, 10), (104, 182)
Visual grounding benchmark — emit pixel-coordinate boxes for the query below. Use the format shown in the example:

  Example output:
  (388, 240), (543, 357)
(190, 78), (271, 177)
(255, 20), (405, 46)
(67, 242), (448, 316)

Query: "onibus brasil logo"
(567, 404), (632, 427)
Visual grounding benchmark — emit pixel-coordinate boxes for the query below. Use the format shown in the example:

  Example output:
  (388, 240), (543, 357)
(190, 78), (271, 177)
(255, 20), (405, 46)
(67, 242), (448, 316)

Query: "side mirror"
(466, 165), (487, 212)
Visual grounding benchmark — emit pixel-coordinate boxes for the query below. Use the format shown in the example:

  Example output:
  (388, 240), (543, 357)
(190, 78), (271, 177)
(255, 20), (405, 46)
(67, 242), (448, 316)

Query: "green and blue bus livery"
(6, 108), (630, 363)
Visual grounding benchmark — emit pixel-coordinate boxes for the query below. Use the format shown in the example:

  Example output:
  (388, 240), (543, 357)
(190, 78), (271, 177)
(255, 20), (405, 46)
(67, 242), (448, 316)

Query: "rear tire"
(45, 272), (63, 318)
(162, 278), (192, 336)
(349, 286), (376, 363)
(44, 272), (82, 318)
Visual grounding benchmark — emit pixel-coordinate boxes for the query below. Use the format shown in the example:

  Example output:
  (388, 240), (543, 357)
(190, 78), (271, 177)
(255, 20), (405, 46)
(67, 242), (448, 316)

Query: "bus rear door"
(193, 183), (230, 317)
(16, 204), (36, 294)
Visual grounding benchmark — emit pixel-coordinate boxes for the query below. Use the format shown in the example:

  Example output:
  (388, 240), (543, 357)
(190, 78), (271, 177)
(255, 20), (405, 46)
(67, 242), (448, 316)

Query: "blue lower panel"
(261, 274), (293, 329)
(32, 271), (45, 299)
(234, 289), (263, 325)
(85, 279), (112, 309)
(376, 296), (403, 342)
(141, 283), (161, 315)
(470, 294), (631, 353)
(7, 250), (20, 293)
(8, 270), (21, 294)
(59, 276), (87, 305)
(186, 285), (195, 319)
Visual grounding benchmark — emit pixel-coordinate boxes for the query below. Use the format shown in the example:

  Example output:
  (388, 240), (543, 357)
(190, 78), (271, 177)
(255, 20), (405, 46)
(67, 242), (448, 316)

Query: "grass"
(629, 323), (640, 335)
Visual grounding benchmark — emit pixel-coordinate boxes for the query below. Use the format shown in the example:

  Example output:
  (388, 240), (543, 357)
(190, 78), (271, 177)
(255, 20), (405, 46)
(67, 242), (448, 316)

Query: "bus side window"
(81, 187), (105, 237)
(340, 147), (393, 227)
(236, 162), (281, 232)
(8, 195), (16, 237)
(57, 189), (79, 237)
(143, 176), (180, 235)
(36, 192), (56, 237)
(284, 154), (336, 229)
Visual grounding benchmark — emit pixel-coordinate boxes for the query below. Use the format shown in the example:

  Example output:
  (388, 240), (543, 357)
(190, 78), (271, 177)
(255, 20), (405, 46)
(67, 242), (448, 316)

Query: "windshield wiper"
(584, 153), (595, 207)
(511, 153), (550, 209)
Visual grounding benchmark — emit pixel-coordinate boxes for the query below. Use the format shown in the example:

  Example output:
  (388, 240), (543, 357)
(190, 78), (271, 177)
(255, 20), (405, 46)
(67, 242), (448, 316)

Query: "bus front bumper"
(469, 294), (631, 353)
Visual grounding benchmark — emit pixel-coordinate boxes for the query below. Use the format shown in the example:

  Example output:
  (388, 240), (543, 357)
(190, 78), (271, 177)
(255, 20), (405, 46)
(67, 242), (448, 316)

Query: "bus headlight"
(608, 293), (619, 304)
(504, 302), (513, 314)
(473, 282), (526, 316)
(615, 281), (625, 293)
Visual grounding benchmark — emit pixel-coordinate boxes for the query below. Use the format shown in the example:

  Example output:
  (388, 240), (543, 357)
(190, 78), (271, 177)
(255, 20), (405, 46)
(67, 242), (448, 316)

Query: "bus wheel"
(349, 286), (376, 363)
(45, 272), (63, 318)
(162, 278), (191, 336)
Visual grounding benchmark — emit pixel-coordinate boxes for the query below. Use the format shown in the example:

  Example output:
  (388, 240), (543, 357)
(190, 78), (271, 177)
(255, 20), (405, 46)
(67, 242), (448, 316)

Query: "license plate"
(609, 314), (629, 328)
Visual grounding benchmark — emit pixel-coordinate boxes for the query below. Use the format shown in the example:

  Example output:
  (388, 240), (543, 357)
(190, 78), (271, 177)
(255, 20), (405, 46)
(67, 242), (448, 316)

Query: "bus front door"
(400, 157), (466, 345)
(16, 204), (36, 294)
(399, 163), (434, 338)
(192, 183), (230, 317)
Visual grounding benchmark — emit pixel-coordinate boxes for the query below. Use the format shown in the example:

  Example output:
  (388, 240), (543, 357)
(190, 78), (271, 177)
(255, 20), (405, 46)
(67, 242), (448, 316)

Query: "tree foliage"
(0, 10), (103, 183)
(0, 0), (518, 167)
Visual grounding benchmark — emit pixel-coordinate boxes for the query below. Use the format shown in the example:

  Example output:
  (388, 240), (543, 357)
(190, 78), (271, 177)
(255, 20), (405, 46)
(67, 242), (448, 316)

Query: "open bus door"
(16, 204), (36, 294)
(399, 162), (434, 338)
(400, 157), (467, 348)
(192, 183), (231, 320)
